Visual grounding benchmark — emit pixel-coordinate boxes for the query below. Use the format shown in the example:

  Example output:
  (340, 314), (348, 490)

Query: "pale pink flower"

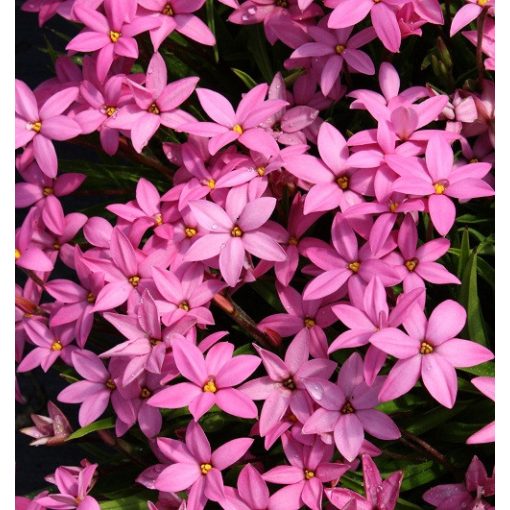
(466, 376), (495, 444)
(19, 401), (72, 446)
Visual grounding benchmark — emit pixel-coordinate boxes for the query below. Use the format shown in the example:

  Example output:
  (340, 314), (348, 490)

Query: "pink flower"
(19, 401), (72, 446)
(326, 454), (403, 510)
(390, 135), (494, 235)
(466, 376), (495, 444)
(262, 435), (350, 510)
(423, 456), (494, 510)
(450, 0), (494, 36)
(184, 191), (286, 287)
(15, 80), (81, 177)
(148, 338), (261, 420)
(137, 0), (215, 50)
(154, 421), (253, 509)
(179, 84), (287, 156)
(37, 463), (100, 510)
(303, 352), (401, 461)
(371, 300), (494, 408)
(239, 335), (336, 436)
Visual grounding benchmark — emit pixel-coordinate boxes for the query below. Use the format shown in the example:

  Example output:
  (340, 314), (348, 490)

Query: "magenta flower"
(19, 401), (72, 446)
(423, 456), (494, 510)
(37, 463), (100, 510)
(15, 80), (81, 177)
(390, 135), (494, 235)
(239, 335), (336, 436)
(450, 0), (494, 36)
(108, 52), (199, 153)
(371, 300), (494, 408)
(466, 376), (495, 444)
(327, 0), (404, 53)
(289, 26), (376, 96)
(67, 0), (159, 82)
(137, 0), (215, 50)
(154, 421), (253, 508)
(326, 454), (403, 510)
(262, 435), (350, 510)
(303, 352), (401, 461)
(184, 192), (286, 287)
(148, 338), (260, 420)
(258, 283), (337, 359)
(179, 84), (287, 156)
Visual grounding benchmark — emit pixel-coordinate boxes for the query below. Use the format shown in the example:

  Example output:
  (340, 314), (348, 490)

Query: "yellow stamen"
(470, 157), (479, 163)
(231, 225), (243, 237)
(389, 201), (399, 213)
(104, 105), (117, 117)
(256, 166), (266, 176)
(200, 463), (213, 475)
(304, 317), (316, 329)
(53, 242), (61, 250)
(206, 178), (216, 189)
(179, 301), (190, 311)
(304, 469), (315, 480)
(154, 213), (163, 226)
(109, 30), (121, 43)
(51, 340), (63, 351)
(148, 103), (160, 115)
(129, 275), (141, 287)
(420, 341), (434, 355)
(203, 379), (217, 393)
(162, 3), (174, 15)
(477, 0), (489, 6)
(43, 187), (54, 196)
(150, 337), (161, 346)
(336, 175), (349, 190)
(15, 248), (21, 260)
(434, 182), (446, 195)
(24, 313), (33, 318)
(288, 236), (298, 246)
(140, 387), (152, 399)
(348, 261), (361, 273)
(232, 124), (244, 134)
(341, 401), (355, 414)
(185, 226), (197, 238)
(405, 258), (418, 272)
(282, 377), (296, 390)
(106, 378), (116, 391)
(31, 121), (42, 133)
(87, 292), (96, 304)
(335, 44), (346, 55)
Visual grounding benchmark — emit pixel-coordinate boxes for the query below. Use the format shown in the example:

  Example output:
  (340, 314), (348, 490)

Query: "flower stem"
(476, 7), (489, 88)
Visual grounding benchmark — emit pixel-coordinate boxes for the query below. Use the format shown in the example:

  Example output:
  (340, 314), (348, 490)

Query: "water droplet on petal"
(211, 224), (218, 230)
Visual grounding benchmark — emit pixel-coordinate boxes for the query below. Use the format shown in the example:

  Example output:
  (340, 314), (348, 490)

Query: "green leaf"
(66, 417), (115, 441)
(247, 26), (273, 83)
(231, 68), (258, 89)
(100, 496), (150, 510)
(459, 361), (495, 377)
(400, 461), (445, 492)
(404, 403), (469, 435)
(457, 228), (470, 278)
(206, 0), (219, 63)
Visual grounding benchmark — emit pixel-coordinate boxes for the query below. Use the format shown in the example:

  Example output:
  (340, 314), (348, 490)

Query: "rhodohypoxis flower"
(15, 80), (81, 177)
(450, 0), (494, 36)
(239, 335), (336, 436)
(154, 421), (253, 509)
(148, 338), (260, 420)
(326, 454), (403, 510)
(184, 192), (286, 287)
(109, 52), (199, 153)
(303, 352), (401, 461)
(137, 0), (215, 50)
(466, 376), (495, 444)
(390, 135), (494, 235)
(258, 283), (337, 359)
(289, 26), (376, 96)
(37, 463), (100, 510)
(179, 84), (287, 156)
(262, 435), (350, 510)
(327, 0), (405, 53)
(423, 456), (494, 510)
(15, 493), (48, 510)
(67, 0), (159, 82)
(19, 401), (72, 446)
(371, 300), (494, 408)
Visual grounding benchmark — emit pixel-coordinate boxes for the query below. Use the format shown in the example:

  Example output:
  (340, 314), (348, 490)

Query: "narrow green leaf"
(206, 0), (220, 63)
(100, 496), (149, 510)
(66, 417), (115, 441)
(247, 26), (273, 83)
(459, 360), (495, 377)
(476, 256), (495, 289)
(231, 68), (258, 89)
(400, 461), (445, 492)
(457, 228), (470, 278)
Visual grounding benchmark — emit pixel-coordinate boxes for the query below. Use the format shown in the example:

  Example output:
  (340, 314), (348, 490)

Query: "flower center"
(304, 469), (315, 480)
(51, 340), (63, 351)
(282, 377), (296, 390)
(30, 121), (42, 133)
(154, 213), (163, 226)
(335, 44), (346, 55)
(275, 0), (288, 6)
(109, 30), (121, 43)
(106, 378), (116, 391)
(104, 105), (117, 117)
(43, 187), (54, 196)
(470, 157), (479, 163)
(341, 400), (355, 414)
(405, 258), (418, 272)
(206, 178), (216, 189)
(140, 387), (152, 399)
(288, 236), (298, 246)
(256, 166), (266, 176)
(373, 0), (381, 3)
(200, 463), (213, 475)
(150, 337), (162, 346)
(477, 0), (489, 6)
(203, 379), (217, 393)
(434, 182), (447, 195)
(24, 313), (33, 318)
(129, 275), (140, 287)
(304, 317), (316, 329)
(231, 225), (243, 237)
(53, 242), (61, 250)
(336, 175), (349, 189)
(179, 300), (190, 311)
(185, 226), (197, 238)
(232, 124), (244, 134)
(87, 292), (96, 304)
(148, 103), (160, 115)
(162, 3), (174, 15)
(389, 201), (399, 213)
(15, 248), (21, 260)
(348, 261), (361, 273)
(419, 341), (434, 355)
